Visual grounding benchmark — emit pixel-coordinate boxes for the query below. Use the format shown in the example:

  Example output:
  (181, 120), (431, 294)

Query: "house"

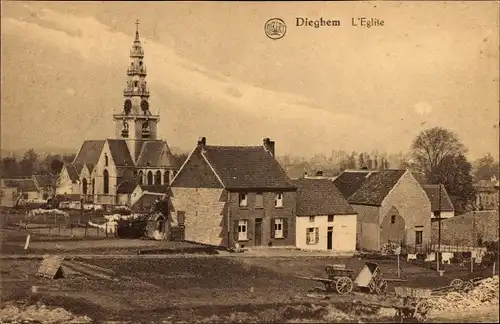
(333, 169), (431, 251)
(0, 178), (47, 207)
(293, 178), (357, 252)
(422, 184), (455, 220)
(474, 176), (500, 211)
(130, 184), (169, 211)
(32, 175), (55, 199)
(431, 210), (499, 246)
(170, 137), (297, 248)
(56, 24), (177, 205)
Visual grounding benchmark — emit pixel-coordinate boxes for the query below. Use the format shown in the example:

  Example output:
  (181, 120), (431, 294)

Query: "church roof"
(65, 164), (80, 183)
(107, 140), (134, 167)
(136, 141), (175, 168)
(73, 140), (105, 166)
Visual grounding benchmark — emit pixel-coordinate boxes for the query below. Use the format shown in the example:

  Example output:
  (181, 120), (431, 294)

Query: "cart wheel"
(414, 300), (430, 322)
(450, 278), (463, 291)
(462, 280), (474, 293)
(336, 277), (353, 295)
(375, 280), (388, 295)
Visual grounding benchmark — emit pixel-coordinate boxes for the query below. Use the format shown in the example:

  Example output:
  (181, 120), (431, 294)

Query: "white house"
(294, 178), (357, 252)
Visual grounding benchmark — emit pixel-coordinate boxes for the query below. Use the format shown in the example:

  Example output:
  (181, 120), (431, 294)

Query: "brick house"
(334, 169), (431, 251)
(170, 137), (297, 248)
(422, 184), (455, 220)
(294, 178), (357, 252)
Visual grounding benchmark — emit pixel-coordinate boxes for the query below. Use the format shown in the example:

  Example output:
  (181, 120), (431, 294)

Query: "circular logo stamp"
(265, 18), (286, 40)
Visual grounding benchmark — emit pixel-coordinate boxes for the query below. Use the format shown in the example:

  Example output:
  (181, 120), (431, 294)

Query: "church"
(57, 22), (177, 206)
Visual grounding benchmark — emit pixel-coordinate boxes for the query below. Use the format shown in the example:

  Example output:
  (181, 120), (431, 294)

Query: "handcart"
(296, 264), (354, 294)
(354, 262), (388, 294)
(394, 286), (432, 322)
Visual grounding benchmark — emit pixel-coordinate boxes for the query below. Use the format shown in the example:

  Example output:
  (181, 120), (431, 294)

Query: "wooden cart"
(355, 262), (388, 295)
(394, 286), (432, 323)
(297, 264), (354, 294)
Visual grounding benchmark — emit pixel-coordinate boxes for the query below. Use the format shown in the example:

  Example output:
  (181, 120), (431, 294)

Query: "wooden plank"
(296, 276), (333, 283)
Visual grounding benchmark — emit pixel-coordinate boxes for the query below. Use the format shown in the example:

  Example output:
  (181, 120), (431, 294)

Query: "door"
(255, 218), (262, 246)
(327, 226), (333, 250)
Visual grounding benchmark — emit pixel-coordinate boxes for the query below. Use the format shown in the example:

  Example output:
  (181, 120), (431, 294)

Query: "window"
(238, 220), (248, 241)
(433, 211), (441, 217)
(309, 216), (315, 222)
(275, 193), (283, 207)
(274, 219), (283, 238)
(328, 215), (334, 222)
(239, 193), (248, 207)
(391, 215), (396, 224)
(103, 170), (109, 194)
(415, 231), (423, 245)
(82, 178), (88, 195)
(104, 154), (108, 167)
(147, 171), (153, 185)
(138, 171), (143, 185)
(155, 171), (162, 185)
(255, 192), (263, 208)
(164, 171), (170, 184)
(306, 227), (319, 245)
(92, 179), (95, 194)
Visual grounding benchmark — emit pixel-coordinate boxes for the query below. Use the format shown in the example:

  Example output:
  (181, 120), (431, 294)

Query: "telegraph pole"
(436, 183), (442, 273)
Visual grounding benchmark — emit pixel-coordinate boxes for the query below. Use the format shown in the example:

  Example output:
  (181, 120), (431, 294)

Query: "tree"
(1, 157), (21, 178)
(358, 153), (365, 169)
(373, 156), (378, 170)
(364, 153), (373, 170)
(19, 149), (40, 177)
(411, 127), (466, 178)
(473, 153), (499, 181)
(429, 153), (476, 215)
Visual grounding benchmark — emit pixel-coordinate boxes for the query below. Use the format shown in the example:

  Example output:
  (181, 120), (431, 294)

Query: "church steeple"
(114, 20), (159, 144)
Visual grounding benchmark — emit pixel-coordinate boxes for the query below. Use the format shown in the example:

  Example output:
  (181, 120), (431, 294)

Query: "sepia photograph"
(1, 1), (499, 323)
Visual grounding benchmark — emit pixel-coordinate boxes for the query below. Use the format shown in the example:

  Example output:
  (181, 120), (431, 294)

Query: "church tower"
(113, 20), (159, 161)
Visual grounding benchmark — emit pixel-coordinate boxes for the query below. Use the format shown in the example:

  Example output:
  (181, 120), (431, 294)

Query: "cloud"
(414, 102), (433, 116)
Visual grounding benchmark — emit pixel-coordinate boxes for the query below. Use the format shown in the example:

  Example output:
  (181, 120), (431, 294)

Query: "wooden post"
(58, 224), (61, 236)
(105, 223), (108, 237)
(397, 254), (400, 278)
(84, 222), (88, 238)
(470, 250), (474, 273)
(493, 261), (496, 276)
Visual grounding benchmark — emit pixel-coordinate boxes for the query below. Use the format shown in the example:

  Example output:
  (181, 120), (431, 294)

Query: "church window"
(147, 171), (153, 185)
(82, 178), (88, 195)
(134, 81), (139, 88)
(138, 171), (143, 185)
(92, 179), (95, 195)
(155, 171), (162, 185)
(104, 154), (108, 166)
(164, 171), (170, 184)
(103, 170), (109, 194)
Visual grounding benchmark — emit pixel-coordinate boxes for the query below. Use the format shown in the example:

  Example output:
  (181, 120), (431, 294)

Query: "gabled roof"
(33, 175), (53, 188)
(73, 140), (105, 166)
(348, 169), (407, 206)
(74, 163), (85, 174)
(65, 164), (80, 183)
(333, 170), (374, 199)
(202, 145), (295, 190)
(131, 193), (166, 210)
(422, 185), (455, 212)
(136, 140), (175, 168)
(116, 180), (137, 194)
(139, 184), (170, 194)
(107, 139), (134, 167)
(294, 178), (356, 216)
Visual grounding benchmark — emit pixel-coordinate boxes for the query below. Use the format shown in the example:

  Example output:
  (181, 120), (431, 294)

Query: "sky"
(1, 1), (499, 160)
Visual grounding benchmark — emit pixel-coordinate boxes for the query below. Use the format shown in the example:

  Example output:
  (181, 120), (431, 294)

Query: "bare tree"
(411, 127), (466, 176)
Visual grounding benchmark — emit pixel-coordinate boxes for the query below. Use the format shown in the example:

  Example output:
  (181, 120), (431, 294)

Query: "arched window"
(155, 171), (162, 185)
(104, 154), (108, 167)
(147, 171), (153, 185)
(92, 179), (95, 195)
(103, 170), (109, 194)
(163, 171), (170, 185)
(82, 178), (88, 195)
(138, 171), (143, 185)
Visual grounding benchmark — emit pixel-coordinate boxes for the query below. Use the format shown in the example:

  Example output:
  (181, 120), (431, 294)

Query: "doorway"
(255, 218), (263, 246)
(327, 226), (333, 250)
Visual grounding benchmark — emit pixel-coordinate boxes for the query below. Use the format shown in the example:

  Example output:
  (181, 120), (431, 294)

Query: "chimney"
(263, 138), (275, 157)
(197, 137), (206, 150)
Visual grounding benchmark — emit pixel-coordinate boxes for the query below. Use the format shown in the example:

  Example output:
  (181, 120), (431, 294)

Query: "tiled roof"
(33, 175), (53, 188)
(348, 169), (407, 206)
(139, 184), (170, 193)
(3, 179), (38, 192)
(202, 145), (295, 190)
(73, 140), (105, 166)
(131, 193), (166, 210)
(422, 185), (455, 212)
(74, 164), (85, 174)
(107, 140), (134, 167)
(136, 140), (176, 168)
(116, 180), (137, 194)
(65, 164), (80, 183)
(294, 178), (356, 216)
(333, 171), (374, 199)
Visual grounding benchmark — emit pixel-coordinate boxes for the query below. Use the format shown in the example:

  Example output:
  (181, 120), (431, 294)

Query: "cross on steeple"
(135, 19), (140, 32)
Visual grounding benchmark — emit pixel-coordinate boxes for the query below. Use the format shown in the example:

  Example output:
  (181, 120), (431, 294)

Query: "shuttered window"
(234, 220), (249, 241)
(306, 227), (319, 245)
(271, 218), (288, 239)
(255, 192), (263, 208)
